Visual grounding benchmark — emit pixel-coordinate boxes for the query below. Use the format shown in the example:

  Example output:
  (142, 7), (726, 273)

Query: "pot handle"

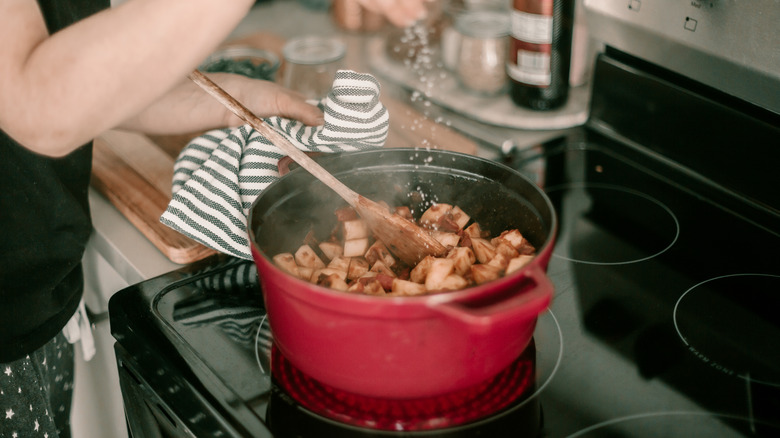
(428, 264), (553, 328)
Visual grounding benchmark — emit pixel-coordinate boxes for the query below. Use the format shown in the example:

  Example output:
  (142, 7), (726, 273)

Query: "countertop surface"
(86, 0), (581, 296)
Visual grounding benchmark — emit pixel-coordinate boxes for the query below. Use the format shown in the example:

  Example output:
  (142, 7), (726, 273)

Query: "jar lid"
(282, 36), (347, 65)
(454, 10), (510, 38)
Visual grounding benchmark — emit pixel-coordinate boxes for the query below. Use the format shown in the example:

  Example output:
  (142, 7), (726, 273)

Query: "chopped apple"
(273, 253), (300, 277)
(496, 229), (525, 250)
(420, 203), (453, 228)
(449, 206), (470, 230)
(464, 222), (485, 238)
(506, 255), (534, 274)
(487, 252), (511, 271)
(471, 264), (502, 284)
(312, 268), (347, 283)
(298, 266), (314, 282)
(370, 260), (397, 277)
(424, 258), (455, 290)
(391, 279), (428, 296)
(318, 241), (343, 261)
(432, 230), (461, 248)
(518, 239), (536, 255)
(410, 255), (436, 283)
(317, 273), (349, 291)
(439, 274), (469, 291)
(347, 257), (370, 280)
(362, 279), (386, 295)
(365, 241), (396, 267)
(347, 281), (365, 293)
(494, 239), (521, 259)
(342, 219), (369, 240)
(327, 255), (351, 273)
(343, 238), (370, 258)
(294, 245), (326, 269)
(470, 238), (496, 264)
(447, 247), (476, 276)
(357, 271), (378, 281)
(335, 206), (359, 222)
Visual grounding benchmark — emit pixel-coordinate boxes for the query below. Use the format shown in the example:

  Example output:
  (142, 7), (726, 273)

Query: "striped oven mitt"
(160, 70), (389, 260)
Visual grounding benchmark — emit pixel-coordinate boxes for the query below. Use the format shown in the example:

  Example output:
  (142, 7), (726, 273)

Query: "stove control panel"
(584, 0), (780, 115)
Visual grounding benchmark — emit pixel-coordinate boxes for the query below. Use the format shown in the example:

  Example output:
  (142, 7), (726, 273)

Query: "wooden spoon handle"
(188, 70), (360, 207)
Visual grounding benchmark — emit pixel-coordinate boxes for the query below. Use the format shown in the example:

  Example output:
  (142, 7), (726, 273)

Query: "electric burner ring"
(546, 183), (680, 266)
(255, 314), (272, 376)
(564, 411), (780, 437)
(673, 273), (780, 388)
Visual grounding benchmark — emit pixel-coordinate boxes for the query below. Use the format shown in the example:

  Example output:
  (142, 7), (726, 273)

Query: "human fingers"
(236, 79), (324, 126)
(269, 87), (325, 126)
(357, 0), (427, 27)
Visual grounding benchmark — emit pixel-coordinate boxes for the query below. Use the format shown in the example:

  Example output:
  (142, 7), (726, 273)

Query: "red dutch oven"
(248, 148), (557, 399)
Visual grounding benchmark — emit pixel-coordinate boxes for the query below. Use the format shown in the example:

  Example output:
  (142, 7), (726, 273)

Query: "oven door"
(109, 256), (274, 438)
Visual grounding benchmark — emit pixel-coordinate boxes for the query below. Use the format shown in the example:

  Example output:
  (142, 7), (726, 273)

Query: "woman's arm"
(119, 73), (324, 136)
(0, 0), (255, 157)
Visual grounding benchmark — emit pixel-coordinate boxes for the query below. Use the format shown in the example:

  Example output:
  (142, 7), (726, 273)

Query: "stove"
(109, 2), (780, 437)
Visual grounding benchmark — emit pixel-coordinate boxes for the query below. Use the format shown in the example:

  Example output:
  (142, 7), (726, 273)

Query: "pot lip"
(248, 147), (559, 306)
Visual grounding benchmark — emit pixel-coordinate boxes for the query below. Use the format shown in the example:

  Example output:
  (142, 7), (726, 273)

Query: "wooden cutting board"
(90, 31), (478, 265)
(92, 130), (218, 264)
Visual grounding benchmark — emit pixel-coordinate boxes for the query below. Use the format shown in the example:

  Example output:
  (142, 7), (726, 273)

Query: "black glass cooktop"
(109, 130), (780, 437)
(109, 51), (780, 438)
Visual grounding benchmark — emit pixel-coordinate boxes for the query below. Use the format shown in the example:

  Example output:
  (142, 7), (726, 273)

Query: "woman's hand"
(119, 73), (324, 135)
(355, 0), (428, 27)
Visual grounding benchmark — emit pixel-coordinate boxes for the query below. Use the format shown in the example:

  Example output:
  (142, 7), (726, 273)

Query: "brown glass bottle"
(507, 0), (575, 111)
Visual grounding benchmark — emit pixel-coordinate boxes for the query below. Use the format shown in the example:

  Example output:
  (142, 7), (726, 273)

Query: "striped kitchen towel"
(160, 70), (389, 260)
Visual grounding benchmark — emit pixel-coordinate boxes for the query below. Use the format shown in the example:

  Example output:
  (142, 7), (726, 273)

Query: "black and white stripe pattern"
(160, 71), (389, 260)
(172, 295), (265, 349)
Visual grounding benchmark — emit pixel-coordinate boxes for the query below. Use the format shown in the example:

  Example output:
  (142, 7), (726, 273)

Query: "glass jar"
(282, 36), (347, 100)
(454, 11), (511, 96)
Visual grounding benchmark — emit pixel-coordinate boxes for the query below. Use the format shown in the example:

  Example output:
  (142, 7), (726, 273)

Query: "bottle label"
(511, 10), (553, 44)
(508, 8), (553, 87)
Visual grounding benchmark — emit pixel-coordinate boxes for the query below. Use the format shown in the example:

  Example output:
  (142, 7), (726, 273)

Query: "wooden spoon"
(189, 70), (447, 265)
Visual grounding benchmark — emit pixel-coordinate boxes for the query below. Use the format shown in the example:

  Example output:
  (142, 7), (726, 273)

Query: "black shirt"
(0, 0), (109, 362)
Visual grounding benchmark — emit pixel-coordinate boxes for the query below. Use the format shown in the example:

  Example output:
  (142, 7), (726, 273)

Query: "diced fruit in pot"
(342, 219), (369, 240)
(343, 238), (370, 257)
(347, 257), (370, 280)
(506, 254), (535, 274)
(327, 255), (351, 272)
(471, 238), (496, 264)
(295, 245), (326, 268)
(273, 253), (300, 277)
(272, 203), (538, 296)
(319, 241), (343, 261)
(390, 279), (428, 296)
